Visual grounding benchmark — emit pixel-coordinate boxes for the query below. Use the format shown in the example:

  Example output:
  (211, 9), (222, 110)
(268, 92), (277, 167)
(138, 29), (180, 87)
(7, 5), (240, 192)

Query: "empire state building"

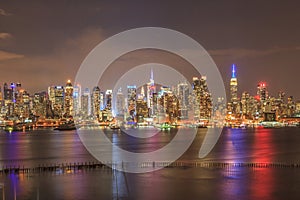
(230, 64), (238, 104)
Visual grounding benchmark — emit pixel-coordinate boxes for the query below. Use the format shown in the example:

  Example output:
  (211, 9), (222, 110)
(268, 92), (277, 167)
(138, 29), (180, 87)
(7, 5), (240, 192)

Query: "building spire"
(232, 64), (236, 78)
(150, 68), (154, 81)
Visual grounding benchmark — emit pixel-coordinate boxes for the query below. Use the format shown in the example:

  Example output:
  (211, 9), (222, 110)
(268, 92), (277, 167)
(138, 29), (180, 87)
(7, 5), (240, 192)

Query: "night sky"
(0, 0), (299, 99)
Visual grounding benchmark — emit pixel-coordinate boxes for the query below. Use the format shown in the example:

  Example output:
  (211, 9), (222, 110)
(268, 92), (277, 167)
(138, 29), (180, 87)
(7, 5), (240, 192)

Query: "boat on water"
(4, 125), (23, 132)
(54, 121), (76, 131)
(109, 123), (120, 130)
(259, 121), (285, 128)
(156, 122), (175, 130)
(4, 123), (34, 132)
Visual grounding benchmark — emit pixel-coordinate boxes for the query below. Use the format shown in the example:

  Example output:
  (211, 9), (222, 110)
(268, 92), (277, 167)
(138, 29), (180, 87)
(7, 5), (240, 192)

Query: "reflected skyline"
(0, 128), (300, 199)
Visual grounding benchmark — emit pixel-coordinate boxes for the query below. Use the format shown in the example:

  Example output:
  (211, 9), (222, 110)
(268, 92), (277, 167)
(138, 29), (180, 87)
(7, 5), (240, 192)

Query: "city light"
(0, 65), (299, 129)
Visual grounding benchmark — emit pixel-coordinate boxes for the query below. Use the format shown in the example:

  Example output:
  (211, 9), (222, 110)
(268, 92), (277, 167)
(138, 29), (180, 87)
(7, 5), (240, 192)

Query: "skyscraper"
(116, 88), (125, 117)
(230, 64), (238, 103)
(73, 84), (81, 117)
(47, 85), (65, 118)
(81, 88), (91, 118)
(229, 64), (239, 116)
(48, 86), (55, 108)
(53, 86), (64, 118)
(147, 69), (155, 116)
(177, 81), (189, 119)
(3, 83), (12, 102)
(192, 76), (212, 122)
(257, 82), (268, 101)
(127, 85), (137, 120)
(136, 98), (148, 123)
(2, 83), (11, 116)
(64, 80), (73, 117)
(105, 90), (113, 110)
(92, 86), (101, 121)
(33, 92), (47, 118)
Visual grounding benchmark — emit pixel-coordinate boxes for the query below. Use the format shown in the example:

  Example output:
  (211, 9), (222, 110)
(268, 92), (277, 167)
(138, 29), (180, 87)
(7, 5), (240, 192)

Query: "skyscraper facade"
(64, 80), (73, 117)
(116, 88), (125, 117)
(92, 86), (101, 121)
(177, 81), (189, 119)
(127, 85), (137, 120)
(230, 64), (238, 115)
(192, 76), (212, 122)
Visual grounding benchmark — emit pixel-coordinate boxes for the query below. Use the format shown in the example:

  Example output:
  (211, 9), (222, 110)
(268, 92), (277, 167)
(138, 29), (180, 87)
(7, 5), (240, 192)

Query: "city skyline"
(0, 1), (300, 99)
(0, 63), (298, 103)
(1, 2), (300, 199)
(1, 64), (299, 125)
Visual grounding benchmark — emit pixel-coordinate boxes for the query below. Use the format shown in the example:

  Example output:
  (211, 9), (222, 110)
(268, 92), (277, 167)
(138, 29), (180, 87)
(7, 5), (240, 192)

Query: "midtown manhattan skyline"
(0, 1), (300, 99)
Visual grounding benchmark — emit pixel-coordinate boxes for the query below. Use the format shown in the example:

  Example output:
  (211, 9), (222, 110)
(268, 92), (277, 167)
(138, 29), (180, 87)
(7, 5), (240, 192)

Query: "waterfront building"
(138, 86), (146, 101)
(287, 96), (296, 117)
(116, 88), (125, 117)
(81, 88), (91, 119)
(96, 89), (113, 122)
(241, 91), (250, 116)
(48, 86), (55, 108)
(127, 85), (137, 121)
(91, 86), (101, 121)
(229, 64), (239, 115)
(105, 90), (113, 111)
(64, 80), (73, 117)
(177, 81), (189, 119)
(257, 82), (268, 102)
(213, 97), (226, 124)
(15, 82), (22, 105)
(3, 83), (12, 102)
(147, 69), (156, 116)
(18, 90), (31, 119)
(2, 83), (13, 116)
(157, 87), (179, 123)
(100, 91), (104, 110)
(33, 92), (47, 118)
(53, 86), (64, 118)
(192, 76), (212, 122)
(136, 98), (148, 123)
(165, 92), (179, 123)
(73, 84), (81, 117)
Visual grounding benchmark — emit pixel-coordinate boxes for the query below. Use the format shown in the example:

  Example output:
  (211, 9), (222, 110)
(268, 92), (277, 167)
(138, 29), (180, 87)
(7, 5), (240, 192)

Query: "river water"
(0, 127), (299, 200)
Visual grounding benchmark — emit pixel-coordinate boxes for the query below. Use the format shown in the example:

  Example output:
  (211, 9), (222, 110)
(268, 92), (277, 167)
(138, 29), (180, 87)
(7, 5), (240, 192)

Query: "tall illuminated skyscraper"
(116, 88), (125, 116)
(257, 82), (267, 101)
(192, 76), (212, 121)
(229, 64), (239, 115)
(33, 92), (47, 118)
(10, 83), (16, 104)
(3, 83), (12, 102)
(100, 91), (104, 110)
(64, 80), (73, 117)
(127, 85), (137, 120)
(147, 69), (155, 116)
(73, 84), (81, 116)
(105, 90), (113, 110)
(81, 88), (91, 118)
(230, 64), (238, 103)
(177, 81), (189, 119)
(47, 85), (64, 118)
(92, 86), (101, 121)
(53, 86), (64, 118)
(139, 86), (145, 100)
(48, 86), (55, 108)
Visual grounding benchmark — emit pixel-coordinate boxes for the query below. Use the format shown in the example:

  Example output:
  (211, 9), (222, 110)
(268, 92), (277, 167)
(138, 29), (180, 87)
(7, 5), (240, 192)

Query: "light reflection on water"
(0, 128), (300, 199)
